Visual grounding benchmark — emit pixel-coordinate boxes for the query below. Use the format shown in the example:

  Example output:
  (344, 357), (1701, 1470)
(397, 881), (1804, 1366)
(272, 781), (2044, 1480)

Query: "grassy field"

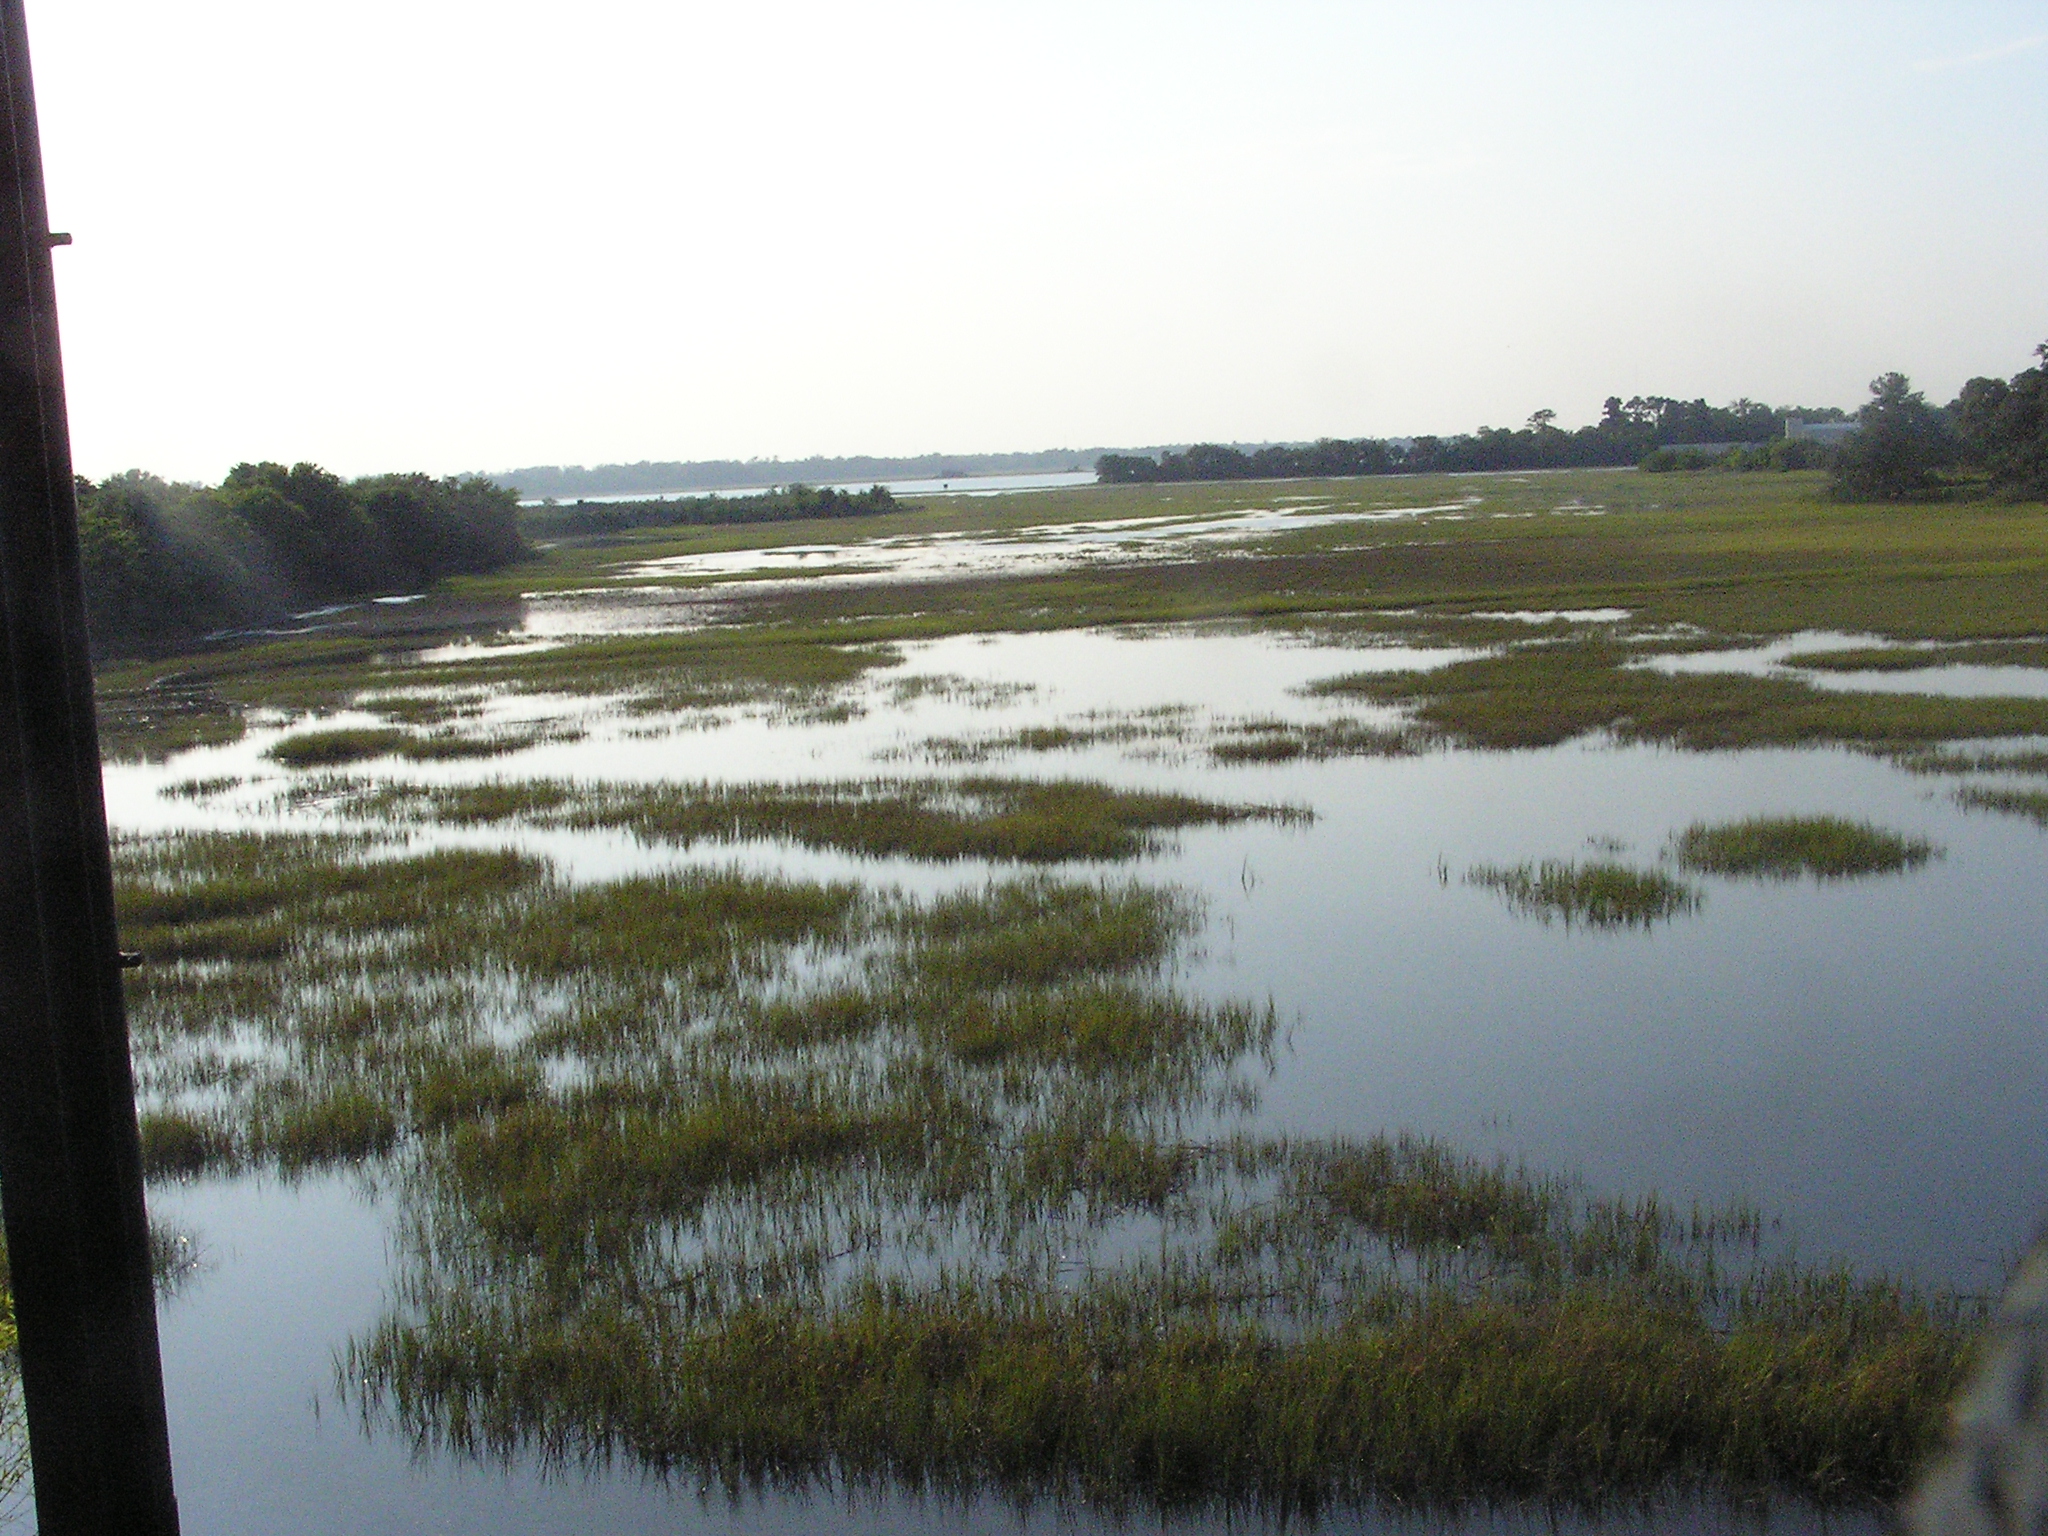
(90, 469), (2048, 761)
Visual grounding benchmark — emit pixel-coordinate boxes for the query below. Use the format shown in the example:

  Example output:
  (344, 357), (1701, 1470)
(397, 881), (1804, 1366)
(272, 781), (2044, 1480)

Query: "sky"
(25, 0), (2048, 482)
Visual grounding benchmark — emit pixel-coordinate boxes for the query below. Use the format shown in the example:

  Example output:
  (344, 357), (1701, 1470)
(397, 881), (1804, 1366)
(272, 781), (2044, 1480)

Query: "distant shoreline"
(487, 450), (1128, 501)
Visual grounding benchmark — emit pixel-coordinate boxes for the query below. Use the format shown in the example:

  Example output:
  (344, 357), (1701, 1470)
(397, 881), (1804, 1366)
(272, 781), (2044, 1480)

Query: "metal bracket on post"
(0, 1), (182, 1532)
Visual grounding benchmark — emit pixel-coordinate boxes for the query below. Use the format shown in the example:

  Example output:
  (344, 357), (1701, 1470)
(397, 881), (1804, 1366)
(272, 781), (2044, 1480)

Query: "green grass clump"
(1892, 746), (2048, 778)
(1313, 640), (2048, 751)
(1956, 785), (2048, 827)
(1468, 859), (1701, 930)
(1209, 717), (1416, 764)
(1673, 816), (1939, 879)
(345, 776), (1307, 864)
(94, 682), (246, 762)
(267, 726), (411, 767)
(160, 774), (243, 800)
(139, 1110), (238, 1177)
(360, 690), (487, 725)
(267, 723), (577, 768)
(256, 1090), (399, 1170)
(1785, 640), (2048, 672)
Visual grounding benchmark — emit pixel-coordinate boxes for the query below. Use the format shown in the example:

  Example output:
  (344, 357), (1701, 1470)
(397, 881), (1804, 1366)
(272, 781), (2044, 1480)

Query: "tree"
(1829, 372), (1957, 500)
(1954, 344), (2048, 501)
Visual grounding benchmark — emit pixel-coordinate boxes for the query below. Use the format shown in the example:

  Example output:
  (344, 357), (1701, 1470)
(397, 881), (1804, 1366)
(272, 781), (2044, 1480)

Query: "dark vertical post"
(0, 1), (182, 1532)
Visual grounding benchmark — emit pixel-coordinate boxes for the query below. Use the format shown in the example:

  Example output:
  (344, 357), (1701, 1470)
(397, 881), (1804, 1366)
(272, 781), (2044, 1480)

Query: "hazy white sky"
(26, 1), (2048, 481)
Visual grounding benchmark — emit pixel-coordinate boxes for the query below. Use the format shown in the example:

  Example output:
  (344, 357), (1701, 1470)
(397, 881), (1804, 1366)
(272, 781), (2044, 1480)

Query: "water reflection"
(110, 615), (2048, 1534)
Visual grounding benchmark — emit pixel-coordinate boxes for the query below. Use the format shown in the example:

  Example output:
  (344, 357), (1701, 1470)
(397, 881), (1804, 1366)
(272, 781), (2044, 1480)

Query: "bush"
(1829, 373), (1959, 501)
(1954, 344), (2048, 501)
(76, 464), (526, 655)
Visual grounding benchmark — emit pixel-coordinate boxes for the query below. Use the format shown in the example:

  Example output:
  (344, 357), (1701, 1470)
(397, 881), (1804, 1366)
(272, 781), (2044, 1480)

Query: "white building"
(1784, 417), (1859, 446)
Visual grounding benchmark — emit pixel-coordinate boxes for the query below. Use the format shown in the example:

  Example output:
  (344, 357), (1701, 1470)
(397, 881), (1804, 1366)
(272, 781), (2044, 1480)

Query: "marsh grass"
(269, 723), (584, 769)
(95, 680), (245, 761)
(1, 1220), (200, 1517)
(360, 689), (489, 725)
(111, 830), (1978, 1508)
(0, 1249), (17, 1519)
(1955, 785), (2048, 828)
(918, 723), (1142, 763)
(1673, 816), (1939, 880)
(1209, 717), (1418, 764)
(411, 631), (900, 713)
(344, 1131), (1974, 1512)
(85, 470), (2048, 778)
(161, 774), (243, 800)
(267, 726), (412, 767)
(1314, 641), (2048, 750)
(1467, 860), (1702, 930)
(911, 708), (1201, 765)
(335, 776), (1309, 863)
(1891, 746), (2048, 778)
(1784, 641), (2048, 672)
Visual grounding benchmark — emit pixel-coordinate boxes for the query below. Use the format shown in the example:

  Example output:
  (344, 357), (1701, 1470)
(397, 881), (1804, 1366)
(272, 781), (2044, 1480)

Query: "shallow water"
(520, 469), (1102, 505)
(146, 1163), (1888, 1532)
(141, 1163), (1885, 1533)
(610, 498), (1469, 589)
(1640, 630), (2048, 699)
(113, 620), (2048, 1533)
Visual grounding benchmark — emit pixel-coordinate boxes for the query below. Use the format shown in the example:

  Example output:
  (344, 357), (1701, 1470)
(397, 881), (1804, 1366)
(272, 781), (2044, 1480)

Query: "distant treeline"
(496, 450), (1100, 500)
(79, 463), (525, 655)
(521, 483), (901, 539)
(1097, 396), (1850, 484)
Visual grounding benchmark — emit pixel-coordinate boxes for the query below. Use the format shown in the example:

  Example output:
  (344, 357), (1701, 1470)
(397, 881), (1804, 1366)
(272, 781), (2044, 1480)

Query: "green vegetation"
(1467, 860), (1701, 930)
(1782, 647), (1933, 672)
(0, 1242), (19, 1516)
(1092, 345), (2047, 508)
(267, 727), (411, 767)
(330, 776), (1307, 863)
(1782, 640), (2048, 672)
(1829, 374), (1959, 502)
(162, 773), (243, 800)
(1822, 350), (2048, 503)
(110, 830), (1976, 1510)
(84, 464), (2048, 761)
(350, 1242), (1965, 1512)
(1640, 439), (1834, 474)
(1673, 817), (1939, 880)
(1954, 343), (2048, 500)
(95, 678), (245, 761)
(521, 482), (900, 540)
(0, 1225), (201, 1517)
(1892, 746), (2048, 777)
(1097, 394), (1824, 482)
(79, 462), (525, 655)
(1209, 717), (1417, 764)
(1955, 786), (2048, 828)
(1312, 642), (2048, 751)
(266, 722), (580, 768)
(81, 460), (2048, 1513)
